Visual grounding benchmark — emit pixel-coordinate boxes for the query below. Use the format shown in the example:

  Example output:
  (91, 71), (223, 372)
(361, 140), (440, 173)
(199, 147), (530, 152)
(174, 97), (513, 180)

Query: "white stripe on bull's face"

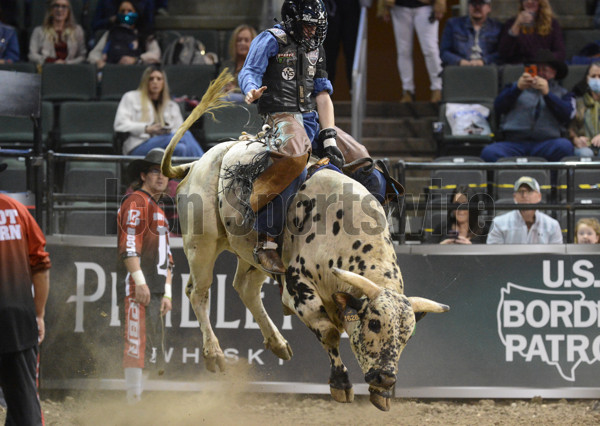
(333, 286), (415, 388)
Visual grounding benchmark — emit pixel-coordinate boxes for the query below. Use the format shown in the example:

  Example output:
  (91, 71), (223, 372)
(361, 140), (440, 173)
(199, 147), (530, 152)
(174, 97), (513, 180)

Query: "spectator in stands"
(487, 176), (563, 243)
(91, 0), (163, 37)
(28, 0), (87, 65)
(0, 15), (19, 63)
(498, 0), (565, 64)
(88, 0), (160, 69)
(114, 64), (204, 156)
(432, 186), (488, 244)
(440, 0), (502, 67)
(322, 0), (367, 86)
(481, 49), (574, 161)
(574, 217), (600, 243)
(569, 61), (600, 157)
(221, 24), (257, 102)
(377, 0), (445, 103)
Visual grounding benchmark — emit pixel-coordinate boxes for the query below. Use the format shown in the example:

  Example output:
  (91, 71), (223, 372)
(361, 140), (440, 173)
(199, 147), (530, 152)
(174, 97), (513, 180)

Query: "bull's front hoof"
(330, 386), (354, 403)
(204, 353), (226, 373)
(265, 336), (293, 360)
(369, 386), (391, 411)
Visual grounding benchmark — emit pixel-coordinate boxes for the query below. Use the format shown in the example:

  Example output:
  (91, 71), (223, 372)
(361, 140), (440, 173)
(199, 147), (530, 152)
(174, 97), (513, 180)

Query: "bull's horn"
(161, 69), (234, 179)
(331, 267), (382, 300)
(408, 297), (450, 313)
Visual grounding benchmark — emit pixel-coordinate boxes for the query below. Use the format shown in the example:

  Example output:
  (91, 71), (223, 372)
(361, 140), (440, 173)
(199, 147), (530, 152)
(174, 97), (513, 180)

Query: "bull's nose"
(365, 371), (396, 388)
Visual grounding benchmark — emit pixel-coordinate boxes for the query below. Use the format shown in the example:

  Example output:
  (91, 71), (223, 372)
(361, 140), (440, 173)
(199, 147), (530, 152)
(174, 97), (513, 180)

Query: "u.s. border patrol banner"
(41, 237), (600, 398)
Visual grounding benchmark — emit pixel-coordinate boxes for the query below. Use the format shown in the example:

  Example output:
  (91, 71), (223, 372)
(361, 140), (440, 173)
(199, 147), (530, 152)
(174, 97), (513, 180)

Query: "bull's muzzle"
(365, 370), (396, 389)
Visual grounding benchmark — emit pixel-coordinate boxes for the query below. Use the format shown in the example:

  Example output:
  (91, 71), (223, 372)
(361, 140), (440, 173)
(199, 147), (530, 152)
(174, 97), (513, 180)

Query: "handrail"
(351, 7), (368, 140)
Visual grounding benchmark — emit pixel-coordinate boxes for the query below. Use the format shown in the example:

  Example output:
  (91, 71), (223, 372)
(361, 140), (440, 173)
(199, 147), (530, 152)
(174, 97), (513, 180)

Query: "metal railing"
(394, 160), (600, 243)
(351, 6), (368, 140)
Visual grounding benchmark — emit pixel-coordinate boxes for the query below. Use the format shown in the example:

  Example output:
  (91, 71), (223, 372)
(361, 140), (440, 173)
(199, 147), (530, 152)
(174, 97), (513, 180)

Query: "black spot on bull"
(333, 221), (340, 235)
(313, 213), (321, 222)
(362, 244), (373, 253)
(352, 240), (361, 250)
(336, 209), (344, 219)
(285, 267), (315, 308)
(368, 319), (381, 333)
(306, 232), (315, 243)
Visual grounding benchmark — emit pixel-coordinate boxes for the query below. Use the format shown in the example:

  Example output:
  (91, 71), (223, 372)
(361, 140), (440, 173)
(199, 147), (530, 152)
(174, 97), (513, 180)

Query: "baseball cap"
(514, 176), (540, 192)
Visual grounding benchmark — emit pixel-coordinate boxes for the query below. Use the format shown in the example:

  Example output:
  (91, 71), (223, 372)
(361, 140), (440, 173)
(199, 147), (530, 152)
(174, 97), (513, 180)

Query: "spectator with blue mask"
(569, 61), (600, 157)
(440, 0), (502, 67)
(87, 0), (160, 69)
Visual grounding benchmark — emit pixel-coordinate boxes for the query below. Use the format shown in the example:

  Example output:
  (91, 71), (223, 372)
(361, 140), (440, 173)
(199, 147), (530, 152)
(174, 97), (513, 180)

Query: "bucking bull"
(161, 72), (449, 411)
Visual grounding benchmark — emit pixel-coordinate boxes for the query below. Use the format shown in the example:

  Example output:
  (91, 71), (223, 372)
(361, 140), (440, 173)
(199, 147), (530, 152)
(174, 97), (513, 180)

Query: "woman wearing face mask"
(88, 0), (160, 69)
(28, 0), (87, 65)
(114, 65), (203, 156)
(569, 62), (600, 157)
(498, 0), (565, 64)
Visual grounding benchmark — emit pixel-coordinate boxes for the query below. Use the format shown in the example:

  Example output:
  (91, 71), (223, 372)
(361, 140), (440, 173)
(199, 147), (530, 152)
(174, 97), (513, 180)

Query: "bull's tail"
(161, 69), (235, 179)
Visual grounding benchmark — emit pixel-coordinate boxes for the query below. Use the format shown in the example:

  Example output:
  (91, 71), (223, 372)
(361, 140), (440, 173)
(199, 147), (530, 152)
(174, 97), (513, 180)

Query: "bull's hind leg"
(186, 238), (227, 372)
(232, 258), (293, 360)
(283, 269), (354, 403)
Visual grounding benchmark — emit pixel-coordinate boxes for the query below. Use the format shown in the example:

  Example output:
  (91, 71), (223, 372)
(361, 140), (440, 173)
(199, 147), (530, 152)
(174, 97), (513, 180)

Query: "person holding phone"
(431, 186), (489, 244)
(481, 49), (574, 162)
(114, 64), (204, 156)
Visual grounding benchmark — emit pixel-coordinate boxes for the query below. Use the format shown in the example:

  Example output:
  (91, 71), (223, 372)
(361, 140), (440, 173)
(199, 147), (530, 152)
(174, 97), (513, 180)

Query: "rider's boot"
(253, 234), (286, 275)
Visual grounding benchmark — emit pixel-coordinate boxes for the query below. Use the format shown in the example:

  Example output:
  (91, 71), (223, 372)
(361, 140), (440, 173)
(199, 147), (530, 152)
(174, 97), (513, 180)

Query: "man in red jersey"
(117, 148), (173, 403)
(0, 160), (51, 425)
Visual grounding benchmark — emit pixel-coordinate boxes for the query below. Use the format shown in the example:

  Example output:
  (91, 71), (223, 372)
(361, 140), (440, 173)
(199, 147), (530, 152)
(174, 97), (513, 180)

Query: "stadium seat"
(494, 157), (551, 201)
(0, 101), (53, 149)
(561, 65), (588, 92)
(428, 156), (487, 199)
(56, 101), (118, 153)
(203, 103), (262, 148)
(556, 156), (600, 202)
(0, 62), (37, 73)
(62, 205), (117, 235)
(62, 161), (119, 196)
(99, 64), (146, 101)
(441, 65), (498, 103)
(164, 64), (217, 98)
(436, 102), (496, 156)
(499, 64), (524, 89)
(42, 63), (97, 101)
(563, 29), (600, 62)
(0, 156), (27, 192)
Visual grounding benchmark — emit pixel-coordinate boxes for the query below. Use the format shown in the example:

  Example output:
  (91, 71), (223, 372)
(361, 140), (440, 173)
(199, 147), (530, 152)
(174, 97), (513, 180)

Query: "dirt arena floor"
(2, 392), (600, 425)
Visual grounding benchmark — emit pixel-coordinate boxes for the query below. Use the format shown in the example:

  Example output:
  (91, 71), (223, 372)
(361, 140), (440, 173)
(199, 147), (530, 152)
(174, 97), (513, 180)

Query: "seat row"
(0, 63), (218, 102)
(0, 100), (263, 154)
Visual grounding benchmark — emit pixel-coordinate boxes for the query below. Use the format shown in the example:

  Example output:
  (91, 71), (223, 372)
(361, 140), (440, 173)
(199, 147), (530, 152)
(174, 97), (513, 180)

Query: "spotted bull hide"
(163, 138), (449, 411)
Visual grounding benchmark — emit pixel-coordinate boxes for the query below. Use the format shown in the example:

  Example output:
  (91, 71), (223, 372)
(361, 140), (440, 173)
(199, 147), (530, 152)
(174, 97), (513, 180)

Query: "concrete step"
(337, 117), (435, 139)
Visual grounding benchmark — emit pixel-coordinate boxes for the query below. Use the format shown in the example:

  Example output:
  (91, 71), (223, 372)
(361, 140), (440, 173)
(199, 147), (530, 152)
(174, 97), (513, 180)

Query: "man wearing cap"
(487, 176), (563, 244)
(117, 148), (173, 403)
(481, 49), (574, 162)
(440, 0), (502, 66)
(0, 160), (51, 425)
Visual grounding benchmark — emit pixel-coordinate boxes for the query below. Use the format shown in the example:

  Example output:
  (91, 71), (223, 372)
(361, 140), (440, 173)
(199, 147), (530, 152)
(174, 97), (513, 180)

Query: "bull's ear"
(333, 292), (364, 312)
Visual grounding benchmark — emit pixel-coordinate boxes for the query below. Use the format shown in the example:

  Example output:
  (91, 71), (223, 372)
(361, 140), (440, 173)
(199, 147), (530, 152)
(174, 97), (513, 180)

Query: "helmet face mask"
(281, 0), (327, 51)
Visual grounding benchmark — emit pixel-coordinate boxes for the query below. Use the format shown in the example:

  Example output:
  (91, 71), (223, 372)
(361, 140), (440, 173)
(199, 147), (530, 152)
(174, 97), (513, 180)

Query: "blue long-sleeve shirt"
(0, 23), (20, 62)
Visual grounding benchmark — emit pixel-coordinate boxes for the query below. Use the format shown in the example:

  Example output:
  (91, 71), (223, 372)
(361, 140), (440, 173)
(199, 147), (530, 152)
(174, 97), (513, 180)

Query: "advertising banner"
(42, 238), (600, 398)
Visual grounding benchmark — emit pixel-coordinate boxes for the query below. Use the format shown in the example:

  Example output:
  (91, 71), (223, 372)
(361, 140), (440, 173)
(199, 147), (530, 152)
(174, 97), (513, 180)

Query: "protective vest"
(258, 28), (323, 114)
(106, 25), (140, 64)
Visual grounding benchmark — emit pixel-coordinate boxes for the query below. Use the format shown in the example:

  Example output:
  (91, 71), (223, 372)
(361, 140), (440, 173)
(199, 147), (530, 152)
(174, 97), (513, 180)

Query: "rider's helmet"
(280, 0), (327, 51)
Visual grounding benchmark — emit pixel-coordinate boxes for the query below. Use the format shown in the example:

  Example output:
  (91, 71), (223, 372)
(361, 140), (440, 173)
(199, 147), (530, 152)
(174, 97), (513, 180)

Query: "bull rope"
(161, 69), (236, 179)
